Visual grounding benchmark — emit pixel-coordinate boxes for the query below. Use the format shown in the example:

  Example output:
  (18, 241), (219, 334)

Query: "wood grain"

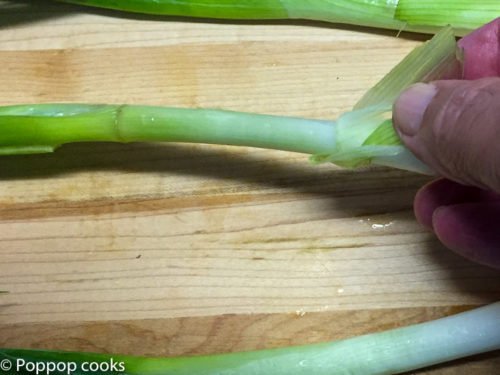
(1, 307), (499, 374)
(0, 1), (499, 373)
(2, 141), (499, 323)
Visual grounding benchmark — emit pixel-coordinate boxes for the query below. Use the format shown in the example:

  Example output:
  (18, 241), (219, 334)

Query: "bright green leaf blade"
(58, 0), (289, 18)
(363, 119), (401, 146)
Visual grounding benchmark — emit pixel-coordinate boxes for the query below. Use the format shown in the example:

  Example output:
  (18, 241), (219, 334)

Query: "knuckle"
(426, 79), (500, 189)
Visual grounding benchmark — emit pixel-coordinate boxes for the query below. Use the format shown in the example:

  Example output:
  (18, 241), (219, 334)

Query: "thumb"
(393, 77), (500, 192)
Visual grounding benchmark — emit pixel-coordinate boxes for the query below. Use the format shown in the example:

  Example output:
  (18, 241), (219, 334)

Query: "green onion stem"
(2, 303), (499, 375)
(0, 104), (336, 155)
(0, 103), (430, 173)
(57, 0), (500, 35)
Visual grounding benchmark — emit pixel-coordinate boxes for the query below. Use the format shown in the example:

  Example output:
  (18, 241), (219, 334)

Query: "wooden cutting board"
(0, 1), (499, 373)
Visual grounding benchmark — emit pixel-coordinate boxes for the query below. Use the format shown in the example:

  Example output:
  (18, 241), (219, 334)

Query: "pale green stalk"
(2, 303), (499, 375)
(57, 0), (500, 35)
(0, 102), (429, 173)
(0, 104), (336, 156)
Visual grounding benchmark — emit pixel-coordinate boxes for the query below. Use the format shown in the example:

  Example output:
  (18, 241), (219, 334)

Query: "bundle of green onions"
(0, 26), (461, 174)
(1, 303), (499, 374)
(57, 0), (500, 36)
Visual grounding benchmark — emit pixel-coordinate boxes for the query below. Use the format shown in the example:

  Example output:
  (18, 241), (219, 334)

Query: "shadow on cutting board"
(0, 0), (76, 28)
(0, 143), (499, 304)
(0, 141), (431, 194)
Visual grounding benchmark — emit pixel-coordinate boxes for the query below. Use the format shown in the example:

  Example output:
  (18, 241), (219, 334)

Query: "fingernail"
(393, 83), (437, 136)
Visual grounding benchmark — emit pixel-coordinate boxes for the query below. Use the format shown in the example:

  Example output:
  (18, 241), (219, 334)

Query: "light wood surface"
(0, 1), (499, 373)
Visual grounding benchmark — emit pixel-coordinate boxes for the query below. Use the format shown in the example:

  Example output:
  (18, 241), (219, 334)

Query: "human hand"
(392, 18), (500, 268)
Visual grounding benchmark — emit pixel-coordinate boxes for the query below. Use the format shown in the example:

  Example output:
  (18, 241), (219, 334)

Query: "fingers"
(393, 77), (500, 192)
(458, 17), (499, 79)
(414, 178), (500, 269)
(432, 201), (500, 269)
(413, 179), (499, 229)
(393, 20), (500, 269)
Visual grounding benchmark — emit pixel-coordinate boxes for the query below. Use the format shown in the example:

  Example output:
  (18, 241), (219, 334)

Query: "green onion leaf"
(354, 26), (458, 109)
(396, 0), (500, 34)
(363, 119), (400, 146)
(57, 0), (500, 35)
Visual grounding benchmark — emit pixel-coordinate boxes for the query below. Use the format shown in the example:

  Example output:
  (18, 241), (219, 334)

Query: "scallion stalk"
(0, 104), (336, 156)
(57, 0), (500, 35)
(2, 303), (499, 375)
(0, 27), (459, 174)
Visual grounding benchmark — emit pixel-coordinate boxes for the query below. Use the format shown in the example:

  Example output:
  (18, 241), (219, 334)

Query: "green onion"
(0, 27), (458, 174)
(2, 303), (499, 375)
(57, 0), (500, 35)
